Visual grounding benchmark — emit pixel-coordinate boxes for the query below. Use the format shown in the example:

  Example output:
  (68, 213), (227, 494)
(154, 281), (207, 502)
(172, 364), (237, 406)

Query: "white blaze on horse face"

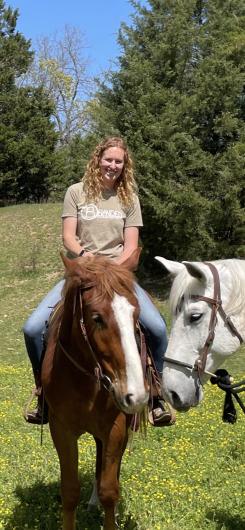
(111, 293), (148, 411)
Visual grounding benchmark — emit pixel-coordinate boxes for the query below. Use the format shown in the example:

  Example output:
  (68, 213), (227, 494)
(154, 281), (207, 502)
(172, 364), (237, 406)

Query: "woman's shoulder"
(66, 181), (84, 194)
(127, 191), (141, 210)
(64, 181), (85, 200)
(132, 190), (140, 202)
(63, 181), (86, 210)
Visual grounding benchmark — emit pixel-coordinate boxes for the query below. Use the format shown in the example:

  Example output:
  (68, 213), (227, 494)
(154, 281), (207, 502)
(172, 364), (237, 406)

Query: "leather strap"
(191, 262), (243, 375)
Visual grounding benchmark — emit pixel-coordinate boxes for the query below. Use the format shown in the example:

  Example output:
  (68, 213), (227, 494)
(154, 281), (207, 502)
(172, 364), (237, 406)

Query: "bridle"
(58, 286), (114, 393)
(163, 262), (244, 380)
(57, 284), (149, 432)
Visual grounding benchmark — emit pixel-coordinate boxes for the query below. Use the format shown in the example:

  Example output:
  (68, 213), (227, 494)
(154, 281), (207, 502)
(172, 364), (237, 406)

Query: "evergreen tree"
(47, 134), (96, 201)
(91, 0), (245, 261)
(0, 1), (57, 204)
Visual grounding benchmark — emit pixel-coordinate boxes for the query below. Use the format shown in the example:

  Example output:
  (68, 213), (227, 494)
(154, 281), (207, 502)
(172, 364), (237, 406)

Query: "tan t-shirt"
(62, 182), (143, 258)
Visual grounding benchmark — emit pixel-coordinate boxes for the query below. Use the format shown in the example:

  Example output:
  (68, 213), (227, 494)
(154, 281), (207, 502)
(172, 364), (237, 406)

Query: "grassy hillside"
(0, 203), (244, 530)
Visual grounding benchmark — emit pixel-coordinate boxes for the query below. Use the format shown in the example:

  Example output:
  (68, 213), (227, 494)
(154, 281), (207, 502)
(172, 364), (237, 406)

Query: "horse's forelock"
(169, 268), (201, 315)
(62, 256), (135, 303)
(91, 262), (135, 303)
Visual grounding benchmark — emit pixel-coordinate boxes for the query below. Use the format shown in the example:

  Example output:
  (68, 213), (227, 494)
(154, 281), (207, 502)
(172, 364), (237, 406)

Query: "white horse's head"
(155, 257), (245, 412)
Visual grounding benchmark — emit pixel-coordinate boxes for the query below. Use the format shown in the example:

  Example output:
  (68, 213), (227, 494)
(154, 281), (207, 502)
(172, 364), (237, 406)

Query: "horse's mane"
(170, 259), (245, 324)
(62, 256), (136, 304)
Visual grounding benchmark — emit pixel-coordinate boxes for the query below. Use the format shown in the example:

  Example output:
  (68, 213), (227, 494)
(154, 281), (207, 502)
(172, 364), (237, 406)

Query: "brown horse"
(42, 251), (149, 530)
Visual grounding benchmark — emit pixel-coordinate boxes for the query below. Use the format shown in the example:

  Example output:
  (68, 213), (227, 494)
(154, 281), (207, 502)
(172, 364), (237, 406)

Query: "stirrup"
(25, 407), (48, 425)
(148, 400), (176, 427)
(23, 387), (49, 425)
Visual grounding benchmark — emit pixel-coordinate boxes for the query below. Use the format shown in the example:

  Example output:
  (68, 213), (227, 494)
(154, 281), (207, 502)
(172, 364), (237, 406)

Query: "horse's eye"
(92, 314), (104, 327)
(190, 313), (202, 323)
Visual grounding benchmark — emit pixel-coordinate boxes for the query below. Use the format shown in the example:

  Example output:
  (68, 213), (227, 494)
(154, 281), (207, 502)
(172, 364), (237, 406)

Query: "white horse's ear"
(183, 261), (209, 283)
(155, 256), (185, 277)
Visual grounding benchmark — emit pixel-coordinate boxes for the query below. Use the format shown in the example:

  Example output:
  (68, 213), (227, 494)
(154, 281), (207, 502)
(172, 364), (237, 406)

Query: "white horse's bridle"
(164, 262), (244, 380)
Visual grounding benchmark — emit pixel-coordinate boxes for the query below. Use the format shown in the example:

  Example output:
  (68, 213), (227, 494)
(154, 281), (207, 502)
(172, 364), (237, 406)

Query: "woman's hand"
(114, 226), (140, 270)
(62, 217), (85, 256)
(80, 251), (94, 258)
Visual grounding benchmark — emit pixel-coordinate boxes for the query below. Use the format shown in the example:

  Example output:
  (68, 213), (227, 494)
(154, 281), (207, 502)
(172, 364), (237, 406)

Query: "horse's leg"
(98, 419), (128, 530)
(49, 415), (80, 530)
(87, 437), (102, 509)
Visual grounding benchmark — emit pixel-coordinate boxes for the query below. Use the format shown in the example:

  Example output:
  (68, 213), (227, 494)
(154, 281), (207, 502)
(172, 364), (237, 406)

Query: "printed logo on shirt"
(78, 204), (123, 220)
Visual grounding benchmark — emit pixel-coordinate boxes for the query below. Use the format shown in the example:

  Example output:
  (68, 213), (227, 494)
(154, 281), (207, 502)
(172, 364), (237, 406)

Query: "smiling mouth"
(105, 171), (117, 177)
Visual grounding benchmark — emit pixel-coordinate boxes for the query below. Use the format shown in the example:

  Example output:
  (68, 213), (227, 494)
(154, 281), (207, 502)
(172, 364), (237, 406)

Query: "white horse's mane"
(170, 259), (245, 326)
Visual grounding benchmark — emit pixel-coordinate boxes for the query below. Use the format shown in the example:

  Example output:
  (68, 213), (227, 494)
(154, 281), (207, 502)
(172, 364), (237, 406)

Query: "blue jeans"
(23, 281), (167, 375)
(23, 280), (65, 374)
(134, 283), (167, 374)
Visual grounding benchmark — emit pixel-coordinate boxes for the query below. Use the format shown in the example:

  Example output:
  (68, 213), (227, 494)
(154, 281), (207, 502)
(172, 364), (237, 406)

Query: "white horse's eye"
(190, 313), (202, 323)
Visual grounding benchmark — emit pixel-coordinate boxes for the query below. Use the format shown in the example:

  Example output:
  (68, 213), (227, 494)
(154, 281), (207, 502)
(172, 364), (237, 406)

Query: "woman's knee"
(155, 314), (167, 336)
(23, 314), (44, 339)
(145, 310), (167, 338)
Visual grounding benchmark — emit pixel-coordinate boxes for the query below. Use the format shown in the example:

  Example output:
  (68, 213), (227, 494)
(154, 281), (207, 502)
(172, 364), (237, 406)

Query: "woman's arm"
(114, 226), (139, 266)
(62, 217), (84, 256)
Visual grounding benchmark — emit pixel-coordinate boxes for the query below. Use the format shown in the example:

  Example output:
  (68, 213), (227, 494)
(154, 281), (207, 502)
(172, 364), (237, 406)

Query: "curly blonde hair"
(83, 137), (138, 207)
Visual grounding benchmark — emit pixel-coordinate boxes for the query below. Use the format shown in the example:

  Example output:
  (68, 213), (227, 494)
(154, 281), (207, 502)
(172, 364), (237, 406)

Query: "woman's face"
(100, 146), (125, 189)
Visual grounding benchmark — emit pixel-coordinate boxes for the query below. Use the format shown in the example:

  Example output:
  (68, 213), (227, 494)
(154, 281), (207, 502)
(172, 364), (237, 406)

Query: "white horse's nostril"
(169, 390), (191, 411)
(170, 390), (182, 410)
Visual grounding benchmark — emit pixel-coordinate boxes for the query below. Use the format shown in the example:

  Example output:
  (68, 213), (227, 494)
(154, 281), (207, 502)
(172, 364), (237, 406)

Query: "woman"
(23, 137), (171, 425)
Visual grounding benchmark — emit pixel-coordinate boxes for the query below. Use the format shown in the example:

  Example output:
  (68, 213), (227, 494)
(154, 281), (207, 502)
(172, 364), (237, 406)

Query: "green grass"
(0, 203), (245, 530)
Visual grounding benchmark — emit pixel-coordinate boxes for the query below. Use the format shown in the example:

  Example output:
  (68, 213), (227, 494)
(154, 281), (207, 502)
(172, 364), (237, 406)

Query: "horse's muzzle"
(113, 386), (149, 414)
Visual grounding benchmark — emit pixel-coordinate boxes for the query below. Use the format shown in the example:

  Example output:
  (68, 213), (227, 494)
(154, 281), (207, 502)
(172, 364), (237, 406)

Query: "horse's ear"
(60, 251), (73, 270)
(155, 256), (185, 277)
(182, 262), (208, 283)
(122, 247), (142, 271)
(60, 251), (83, 277)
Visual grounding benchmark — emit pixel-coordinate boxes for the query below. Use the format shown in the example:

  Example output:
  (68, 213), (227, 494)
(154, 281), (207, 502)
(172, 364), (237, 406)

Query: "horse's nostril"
(170, 390), (182, 409)
(125, 393), (134, 406)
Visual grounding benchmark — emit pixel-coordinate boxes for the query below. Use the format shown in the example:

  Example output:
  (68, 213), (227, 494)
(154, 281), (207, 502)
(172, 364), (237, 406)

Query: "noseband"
(164, 262), (243, 379)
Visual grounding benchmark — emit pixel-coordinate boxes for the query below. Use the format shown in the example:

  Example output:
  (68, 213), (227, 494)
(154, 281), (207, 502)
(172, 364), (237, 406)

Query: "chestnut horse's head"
(61, 251), (149, 414)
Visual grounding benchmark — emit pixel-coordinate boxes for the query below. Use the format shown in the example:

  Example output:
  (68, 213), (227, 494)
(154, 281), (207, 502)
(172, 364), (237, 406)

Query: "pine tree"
(0, 0), (57, 204)
(91, 0), (245, 261)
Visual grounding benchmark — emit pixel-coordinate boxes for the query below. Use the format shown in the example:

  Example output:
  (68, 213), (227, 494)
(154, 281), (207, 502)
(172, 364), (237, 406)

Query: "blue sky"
(9, 0), (148, 77)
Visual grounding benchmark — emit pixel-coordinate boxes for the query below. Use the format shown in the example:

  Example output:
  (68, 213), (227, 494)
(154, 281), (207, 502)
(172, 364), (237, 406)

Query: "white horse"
(155, 257), (245, 411)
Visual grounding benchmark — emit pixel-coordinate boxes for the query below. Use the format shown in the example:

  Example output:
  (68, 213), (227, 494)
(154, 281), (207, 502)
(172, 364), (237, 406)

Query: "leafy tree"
(0, 0), (57, 205)
(90, 0), (245, 261)
(25, 26), (91, 145)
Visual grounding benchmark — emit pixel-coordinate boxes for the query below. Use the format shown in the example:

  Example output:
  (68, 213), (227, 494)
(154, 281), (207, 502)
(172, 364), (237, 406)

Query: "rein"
(164, 262), (244, 379)
(58, 286), (114, 393)
(210, 369), (245, 419)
